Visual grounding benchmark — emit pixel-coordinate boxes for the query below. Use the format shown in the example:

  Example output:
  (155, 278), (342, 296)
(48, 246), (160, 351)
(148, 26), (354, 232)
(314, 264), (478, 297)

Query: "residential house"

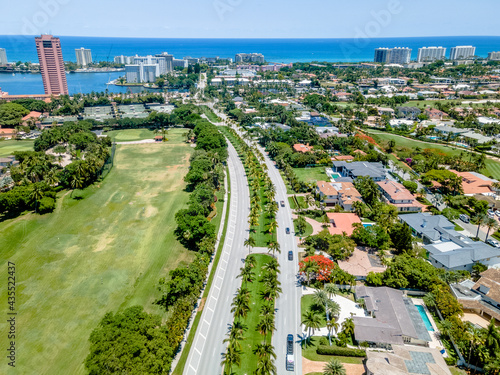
(316, 181), (363, 211)
(293, 143), (314, 153)
(397, 106), (421, 120)
(451, 268), (500, 324)
(353, 286), (432, 348)
(425, 107), (448, 120)
(434, 126), (469, 137)
(400, 212), (500, 271)
(332, 161), (387, 181)
(326, 213), (361, 236)
(366, 346), (452, 375)
(449, 170), (497, 196)
(377, 180), (424, 212)
(21, 111), (43, 126)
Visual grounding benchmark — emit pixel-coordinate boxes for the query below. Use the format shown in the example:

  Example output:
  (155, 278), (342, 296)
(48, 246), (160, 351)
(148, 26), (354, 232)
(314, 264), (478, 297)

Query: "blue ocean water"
(0, 35), (499, 95)
(0, 35), (499, 63)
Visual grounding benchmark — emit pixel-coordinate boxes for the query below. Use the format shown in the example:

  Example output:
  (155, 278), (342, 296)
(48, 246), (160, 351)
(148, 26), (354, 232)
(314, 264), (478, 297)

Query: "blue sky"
(2, 0), (499, 38)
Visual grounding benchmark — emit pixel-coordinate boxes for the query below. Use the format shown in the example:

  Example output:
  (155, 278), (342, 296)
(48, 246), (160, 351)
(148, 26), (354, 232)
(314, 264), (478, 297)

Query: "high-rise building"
(156, 52), (173, 73)
(75, 48), (92, 66)
(374, 47), (411, 64)
(450, 46), (476, 60)
(0, 48), (7, 65)
(114, 55), (134, 64)
(142, 64), (159, 83)
(417, 47), (446, 62)
(374, 48), (391, 63)
(35, 35), (68, 95)
(125, 65), (141, 83)
(235, 53), (265, 63)
(487, 52), (500, 61)
(389, 47), (412, 64)
(173, 58), (188, 69)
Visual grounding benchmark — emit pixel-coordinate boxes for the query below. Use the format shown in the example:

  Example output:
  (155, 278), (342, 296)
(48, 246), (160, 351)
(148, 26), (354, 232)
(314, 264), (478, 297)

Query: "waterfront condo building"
(235, 53), (265, 63)
(374, 47), (412, 64)
(488, 52), (500, 61)
(35, 35), (68, 95)
(417, 47), (446, 62)
(0, 48), (7, 65)
(75, 47), (92, 66)
(449, 46), (476, 60)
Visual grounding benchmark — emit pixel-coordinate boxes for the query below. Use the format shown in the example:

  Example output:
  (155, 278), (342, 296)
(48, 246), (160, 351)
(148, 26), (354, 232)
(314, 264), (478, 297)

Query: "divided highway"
(183, 141), (250, 375)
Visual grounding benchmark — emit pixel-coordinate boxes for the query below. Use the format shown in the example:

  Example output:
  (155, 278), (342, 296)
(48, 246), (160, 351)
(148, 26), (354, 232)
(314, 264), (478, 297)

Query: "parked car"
(488, 210), (495, 217)
(288, 251), (293, 261)
(486, 238), (500, 248)
(459, 214), (470, 223)
(496, 211), (500, 217)
(286, 227), (290, 234)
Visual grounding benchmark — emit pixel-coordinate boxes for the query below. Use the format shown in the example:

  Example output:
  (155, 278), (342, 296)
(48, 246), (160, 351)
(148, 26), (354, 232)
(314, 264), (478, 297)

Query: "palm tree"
(267, 241), (281, 257)
(324, 284), (339, 299)
(70, 173), (84, 197)
(302, 259), (319, 286)
(484, 217), (498, 242)
(30, 183), (44, 213)
(231, 287), (251, 319)
(326, 319), (340, 346)
(244, 236), (256, 254)
(223, 321), (247, 350)
(474, 214), (488, 239)
(238, 264), (254, 284)
(341, 318), (355, 338)
(267, 220), (278, 235)
(262, 258), (280, 274)
(254, 355), (277, 375)
(256, 314), (276, 339)
(44, 168), (59, 187)
(323, 358), (346, 375)
(221, 344), (241, 375)
(302, 309), (322, 339)
(253, 343), (276, 360)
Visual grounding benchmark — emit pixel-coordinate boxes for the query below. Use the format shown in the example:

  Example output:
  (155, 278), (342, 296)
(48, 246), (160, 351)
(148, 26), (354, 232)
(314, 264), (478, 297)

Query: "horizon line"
(2, 34), (500, 40)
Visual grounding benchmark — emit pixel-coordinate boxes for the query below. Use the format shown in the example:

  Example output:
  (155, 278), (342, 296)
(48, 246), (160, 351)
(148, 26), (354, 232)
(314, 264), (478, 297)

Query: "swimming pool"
(417, 305), (435, 331)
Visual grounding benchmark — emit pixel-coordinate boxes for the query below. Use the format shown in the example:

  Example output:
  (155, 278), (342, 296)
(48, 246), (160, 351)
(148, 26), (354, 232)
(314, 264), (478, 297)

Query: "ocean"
(1, 35), (499, 64)
(0, 35), (499, 95)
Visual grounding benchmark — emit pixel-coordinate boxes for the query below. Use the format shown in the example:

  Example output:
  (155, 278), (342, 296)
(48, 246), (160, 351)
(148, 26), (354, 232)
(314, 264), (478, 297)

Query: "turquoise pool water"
(362, 223), (374, 227)
(417, 305), (435, 331)
(330, 172), (341, 179)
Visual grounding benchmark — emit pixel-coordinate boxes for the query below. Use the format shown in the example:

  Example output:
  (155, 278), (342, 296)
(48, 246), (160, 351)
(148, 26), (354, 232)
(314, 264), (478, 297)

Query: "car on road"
(286, 334), (294, 371)
(280, 200), (285, 207)
(487, 238), (500, 248)
(288, 251), (293, 261)
(459, 214), (470, 223)
(286, 227), (290, 234)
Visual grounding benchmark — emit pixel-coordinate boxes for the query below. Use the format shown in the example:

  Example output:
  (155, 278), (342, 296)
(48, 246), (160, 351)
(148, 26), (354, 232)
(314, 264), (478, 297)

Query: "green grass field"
(229, 254), (274, 375)
(104, 128), (155, 142)
(367, 130), (500, 179)
(0, 140), (35, 157)
(0, 129), (195, 375)
(199, 105), (220, 122)
(293, 167), (328, 183)
(294, 218), (314, 238)
(302, 294), (327, 328)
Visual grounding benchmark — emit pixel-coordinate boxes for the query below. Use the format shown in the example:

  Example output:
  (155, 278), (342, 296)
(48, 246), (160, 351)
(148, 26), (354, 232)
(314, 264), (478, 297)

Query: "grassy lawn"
(294, 218), (314, 238)
(367, 130), (500, 179)
(0, 139), (34, 157)
(200, 105), (220, 122)
(104, 128), (155, 142)
(289, 196), (297, 209)
(302, 337), (365, 364)
(448, 366), (468, 375)
(230, 254), (274, 375)
(302, 295), (327, 328)
(293, 167), (328, 183)
(0, 129), (195, 375)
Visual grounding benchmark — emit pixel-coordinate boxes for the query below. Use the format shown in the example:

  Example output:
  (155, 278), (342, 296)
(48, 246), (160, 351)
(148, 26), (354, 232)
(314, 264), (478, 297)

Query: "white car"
(496, 211), (500, 217)
(486, 238), (500, 248)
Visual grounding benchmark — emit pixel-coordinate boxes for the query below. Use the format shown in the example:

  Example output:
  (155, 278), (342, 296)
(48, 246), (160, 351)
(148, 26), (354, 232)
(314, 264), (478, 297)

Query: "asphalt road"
(183, 141), (250, 375)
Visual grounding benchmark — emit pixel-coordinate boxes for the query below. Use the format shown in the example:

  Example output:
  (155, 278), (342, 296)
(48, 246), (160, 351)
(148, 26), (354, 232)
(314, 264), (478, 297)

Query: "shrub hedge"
(316, 345), (366, 357)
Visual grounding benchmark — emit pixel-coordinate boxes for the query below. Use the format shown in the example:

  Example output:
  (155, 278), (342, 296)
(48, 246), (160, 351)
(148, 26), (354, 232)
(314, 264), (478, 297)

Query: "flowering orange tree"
(299, 255), (335, 284)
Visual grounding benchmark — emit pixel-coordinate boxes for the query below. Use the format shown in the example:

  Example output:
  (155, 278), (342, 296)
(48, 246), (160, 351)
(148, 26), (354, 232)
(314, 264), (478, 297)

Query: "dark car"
(286, 227), (290, 234)
(280, 200), (285, 207)
(288, 251), (293, 261)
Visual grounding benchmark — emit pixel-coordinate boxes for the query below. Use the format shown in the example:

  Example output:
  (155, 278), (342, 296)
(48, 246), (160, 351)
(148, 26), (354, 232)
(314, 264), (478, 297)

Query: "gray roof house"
(397, 106), (421, 120)
(400, 213), (500, 271)
(332, 161), (387, 181)
(353, 286), (431, 349)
